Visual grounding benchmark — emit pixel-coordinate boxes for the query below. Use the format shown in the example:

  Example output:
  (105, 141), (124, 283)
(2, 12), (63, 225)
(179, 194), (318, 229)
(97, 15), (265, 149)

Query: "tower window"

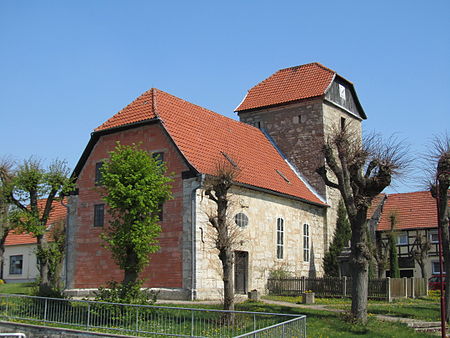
(94, 204), (105, 227)
(340, 117), (346, 131)
(95, 162), (103, 185)
(339, 84), (346, 100)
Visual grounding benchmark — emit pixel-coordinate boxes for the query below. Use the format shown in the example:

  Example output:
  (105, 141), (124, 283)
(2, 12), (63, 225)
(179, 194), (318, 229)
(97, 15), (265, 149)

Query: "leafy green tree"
(1, 158), (73, 294)
(323, 199), (351, 277)
(0, 158), (14, 280)
(99, 143), (173, 291)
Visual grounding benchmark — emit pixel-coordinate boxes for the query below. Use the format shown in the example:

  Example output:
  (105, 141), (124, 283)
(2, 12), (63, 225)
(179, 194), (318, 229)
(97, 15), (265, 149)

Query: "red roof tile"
(5, 199), (67, 246)
(95, 89), (325, 206)
(376, 191), (440, 231)
(235, 63), (335, 112)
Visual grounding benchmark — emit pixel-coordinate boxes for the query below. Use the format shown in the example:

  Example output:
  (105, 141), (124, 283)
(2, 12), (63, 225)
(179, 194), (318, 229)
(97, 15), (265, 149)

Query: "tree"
(204, 161), (240, 311)
(0, 158), (14, 279)
(428, 134), (449, 322)
(1, 158), (73, 294)
(99, 143), (172, 291)
(323, 199), (351, 277)
(410, 230), (431, 278)
(387, 213), (400, 278)
(316, 127), (407, 323)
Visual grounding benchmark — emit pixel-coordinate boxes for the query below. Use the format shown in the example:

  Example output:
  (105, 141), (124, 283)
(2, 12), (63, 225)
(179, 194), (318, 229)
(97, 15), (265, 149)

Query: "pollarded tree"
(410, 230), (431, 278)
(428, 134), (449, 321)
(316, 127), (407, 323)
(1, 158), (73, 294)
(204, 161), (241, 311)
(99, 143), (173, 291)
(323, 199), (351, 277)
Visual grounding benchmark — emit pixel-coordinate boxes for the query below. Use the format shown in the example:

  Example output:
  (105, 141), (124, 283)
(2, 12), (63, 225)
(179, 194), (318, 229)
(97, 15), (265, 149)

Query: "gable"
(324, 77), (365, 119)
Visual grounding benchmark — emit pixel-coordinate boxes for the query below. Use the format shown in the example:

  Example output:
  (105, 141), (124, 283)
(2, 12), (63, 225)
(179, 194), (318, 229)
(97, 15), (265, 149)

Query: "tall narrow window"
(303, 223), (310, 262)
(276, 218), (284, 259)
(340, 117), (346, 131)
(94, 204), (105, 227)
(95, 162), (103, 185)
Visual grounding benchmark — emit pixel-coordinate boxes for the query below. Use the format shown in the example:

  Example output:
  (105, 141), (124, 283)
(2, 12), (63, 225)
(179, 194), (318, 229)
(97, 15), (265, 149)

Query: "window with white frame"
(276, 218), (284, 259)
(430, 230), (439, 244)
(397, 233), (408, 245)
(432, 261), (446, 275)
(303, 223), (310, 262)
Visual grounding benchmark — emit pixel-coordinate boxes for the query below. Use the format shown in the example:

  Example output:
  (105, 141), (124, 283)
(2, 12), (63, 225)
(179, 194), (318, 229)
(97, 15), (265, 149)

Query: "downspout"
(191, 174), (204, 301)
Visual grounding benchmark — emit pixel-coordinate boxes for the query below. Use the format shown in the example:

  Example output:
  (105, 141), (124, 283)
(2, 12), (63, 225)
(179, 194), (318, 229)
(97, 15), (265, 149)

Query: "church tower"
(235, 62), (367, 247)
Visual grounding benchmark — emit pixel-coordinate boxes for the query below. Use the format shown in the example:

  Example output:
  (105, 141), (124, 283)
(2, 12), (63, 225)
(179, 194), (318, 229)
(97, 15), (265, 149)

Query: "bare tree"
(316, 127), (407, 323)
(410, 230), (431, 278)
(428, 134), (449, 322)
(203, 161), (240, 311)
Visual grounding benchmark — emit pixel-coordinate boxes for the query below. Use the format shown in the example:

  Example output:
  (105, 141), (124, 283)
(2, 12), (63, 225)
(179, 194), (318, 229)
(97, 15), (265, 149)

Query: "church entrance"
(234, 251), (248, 294)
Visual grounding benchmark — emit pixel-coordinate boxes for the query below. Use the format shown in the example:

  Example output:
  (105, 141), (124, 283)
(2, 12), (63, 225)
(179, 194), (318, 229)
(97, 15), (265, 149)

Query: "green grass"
(0, 282), (35, 295)
(239, 301), (434, 337)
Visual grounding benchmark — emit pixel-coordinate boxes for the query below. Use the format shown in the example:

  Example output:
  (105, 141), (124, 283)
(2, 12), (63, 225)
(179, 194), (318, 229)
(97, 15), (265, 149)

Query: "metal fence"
(267, 276), (427, 301)
(0, 294), (305, 337)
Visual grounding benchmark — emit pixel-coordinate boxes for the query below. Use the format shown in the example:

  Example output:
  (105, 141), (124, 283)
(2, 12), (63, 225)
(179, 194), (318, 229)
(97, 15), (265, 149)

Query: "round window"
(234, 213), (249, 227)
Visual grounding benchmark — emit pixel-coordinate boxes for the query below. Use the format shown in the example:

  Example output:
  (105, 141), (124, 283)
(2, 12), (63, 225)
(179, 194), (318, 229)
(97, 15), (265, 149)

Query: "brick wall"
(71, 123), (189, 289)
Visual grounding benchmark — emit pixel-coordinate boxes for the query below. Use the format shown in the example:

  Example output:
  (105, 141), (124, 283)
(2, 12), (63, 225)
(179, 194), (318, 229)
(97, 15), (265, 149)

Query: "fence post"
(301, 276), (305, 292)
(86, 303), (91, 329)
(387, 277), (392, 302)
(191, 310), (194, 336)
(44, 298), (48, 321)
(135, 308), (139, 333)
(411, 278), (415, 298)
(404, 277), (408, 298)
(343, 277), (347, 297)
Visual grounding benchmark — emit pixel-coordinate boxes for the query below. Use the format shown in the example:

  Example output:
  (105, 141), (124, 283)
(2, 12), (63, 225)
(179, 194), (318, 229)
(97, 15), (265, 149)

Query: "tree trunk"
(350, 212), (369, 323)
(123, 251), (139, 286)
(37, 235), (50, 292)
(418, 260), (426, 278)
(0, 229), (9, 280)
(219, 248), (234, 311)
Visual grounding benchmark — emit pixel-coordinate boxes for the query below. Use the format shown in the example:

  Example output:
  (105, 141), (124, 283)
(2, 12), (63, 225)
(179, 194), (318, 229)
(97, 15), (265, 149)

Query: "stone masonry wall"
(194, 186), (325, 300)
(238, 99), (326, 198)
(322, 101), (362, 247)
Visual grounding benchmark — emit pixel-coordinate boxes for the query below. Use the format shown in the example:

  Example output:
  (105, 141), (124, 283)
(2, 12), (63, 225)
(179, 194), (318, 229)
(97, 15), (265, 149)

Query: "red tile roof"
(95, 89), (325, 206)
(376, 191), (439, 231)
(5, 199), (67, 246)
(235, 62), (336, 112)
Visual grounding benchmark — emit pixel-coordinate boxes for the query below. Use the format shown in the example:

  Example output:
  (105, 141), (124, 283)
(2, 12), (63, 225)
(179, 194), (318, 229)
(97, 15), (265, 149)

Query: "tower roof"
(235, 62), (365, 119)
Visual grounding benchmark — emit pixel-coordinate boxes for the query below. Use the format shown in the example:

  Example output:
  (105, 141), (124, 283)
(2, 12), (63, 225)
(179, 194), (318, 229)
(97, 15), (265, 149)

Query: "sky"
(0, 1), (449, 194)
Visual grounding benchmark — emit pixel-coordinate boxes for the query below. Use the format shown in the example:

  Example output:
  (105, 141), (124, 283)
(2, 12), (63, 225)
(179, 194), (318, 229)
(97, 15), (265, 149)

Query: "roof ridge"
(157, 89), (265, 131)
(277, 62), (336, 74)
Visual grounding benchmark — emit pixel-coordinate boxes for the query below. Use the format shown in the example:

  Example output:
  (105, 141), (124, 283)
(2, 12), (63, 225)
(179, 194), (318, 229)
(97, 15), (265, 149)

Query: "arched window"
(277, 218), (284, 259)
(303, 223), (310, 262)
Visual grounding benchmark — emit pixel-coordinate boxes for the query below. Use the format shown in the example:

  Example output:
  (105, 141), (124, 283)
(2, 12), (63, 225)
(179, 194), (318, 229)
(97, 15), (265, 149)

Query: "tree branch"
(316, 166), (339, 189)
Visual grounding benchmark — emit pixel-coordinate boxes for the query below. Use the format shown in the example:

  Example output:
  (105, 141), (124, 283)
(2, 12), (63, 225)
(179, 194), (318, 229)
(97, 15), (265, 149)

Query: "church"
(65, 62), (366, 300)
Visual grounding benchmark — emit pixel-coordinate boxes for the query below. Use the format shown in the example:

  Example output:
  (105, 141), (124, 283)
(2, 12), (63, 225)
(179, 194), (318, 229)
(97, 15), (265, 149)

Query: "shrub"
(94, 280), (157, 305)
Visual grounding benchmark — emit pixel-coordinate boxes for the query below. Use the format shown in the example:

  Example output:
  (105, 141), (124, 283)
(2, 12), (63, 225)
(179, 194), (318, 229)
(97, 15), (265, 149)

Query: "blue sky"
(1, 1), (448, 193)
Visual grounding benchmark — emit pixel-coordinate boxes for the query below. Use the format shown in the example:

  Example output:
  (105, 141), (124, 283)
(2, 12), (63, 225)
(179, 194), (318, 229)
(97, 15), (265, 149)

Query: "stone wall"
(194, 185), (326, 300)
(238, 99), (326, 198)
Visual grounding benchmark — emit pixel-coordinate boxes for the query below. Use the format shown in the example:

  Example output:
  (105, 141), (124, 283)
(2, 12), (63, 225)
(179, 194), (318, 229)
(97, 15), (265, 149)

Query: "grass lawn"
(263, 295), (441, 322)
(238, 301), (434, 337)
(0, 282), (34, 295)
